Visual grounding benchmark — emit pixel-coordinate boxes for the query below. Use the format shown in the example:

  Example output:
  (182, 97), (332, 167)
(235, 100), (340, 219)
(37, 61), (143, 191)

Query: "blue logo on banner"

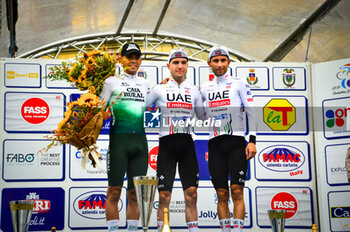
(194, 140), (250, 181)
(143, 107), (161, 128)
(70, 94), (111, 134)
(1, 188), (65, 231)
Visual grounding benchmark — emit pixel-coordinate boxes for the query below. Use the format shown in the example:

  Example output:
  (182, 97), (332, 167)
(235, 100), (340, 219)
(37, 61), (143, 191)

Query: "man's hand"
(160, 77), (170, 84)
(245, 143), (257, 160)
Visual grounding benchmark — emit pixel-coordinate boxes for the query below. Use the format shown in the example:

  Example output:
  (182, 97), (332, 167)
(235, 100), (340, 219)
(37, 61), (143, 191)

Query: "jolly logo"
(246, 69), (258, 85)
(73, 191), (122, 219)
(325, 107), (350, 128)
(26, 192), (51, 214)
(263, 99), (296, 131)
(282, 68), (296, 88)
(258, 145), (305, 174)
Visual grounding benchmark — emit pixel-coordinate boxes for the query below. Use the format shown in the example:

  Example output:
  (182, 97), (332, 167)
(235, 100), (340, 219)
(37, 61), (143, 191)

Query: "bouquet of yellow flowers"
(44, 47), (120, 169)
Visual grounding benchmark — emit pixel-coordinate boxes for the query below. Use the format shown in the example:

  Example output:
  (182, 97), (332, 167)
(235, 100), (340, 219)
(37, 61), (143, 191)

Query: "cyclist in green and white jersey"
(100, 43), (149, 232)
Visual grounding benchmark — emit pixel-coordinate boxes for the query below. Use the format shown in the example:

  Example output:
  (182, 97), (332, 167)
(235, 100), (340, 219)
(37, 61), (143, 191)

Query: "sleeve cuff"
(249, 135), (256, 144)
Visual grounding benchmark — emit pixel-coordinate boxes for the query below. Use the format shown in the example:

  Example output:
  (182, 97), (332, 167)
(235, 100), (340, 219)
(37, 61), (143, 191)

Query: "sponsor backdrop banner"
(0, 58), (320, 231)
(3, 139), (64, 181)
(1, 187), (65, 231)
(312, 58), (350, 232)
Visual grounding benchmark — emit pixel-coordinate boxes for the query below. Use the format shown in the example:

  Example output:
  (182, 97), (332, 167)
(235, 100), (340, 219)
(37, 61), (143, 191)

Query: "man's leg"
(184, 186), (199, 231)
(125, 134), (149, 231)
(216, 188), (231, 232)
(231, 185), (245, 232)
(208, 136), (231, 232)
(156, 135), (177, 232)
(157, 190), (172, 231)
(105, 186), (122, 231)
(126, 188), (140, 231)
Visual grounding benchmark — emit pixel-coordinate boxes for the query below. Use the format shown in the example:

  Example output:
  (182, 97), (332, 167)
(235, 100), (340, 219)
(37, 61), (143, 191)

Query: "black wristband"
(249, 135), (256, 144)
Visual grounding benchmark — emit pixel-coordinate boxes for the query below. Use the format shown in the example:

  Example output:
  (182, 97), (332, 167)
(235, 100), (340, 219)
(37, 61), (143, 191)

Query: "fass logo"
(21, 97), (50, 124)
(73, 191), (122, 219)
(26, 192), (51, 214)
(325, 107), (350, 128)
(263, 99), (296, 131)
(271, 192), (298, 219)
(148, 146), (158, 171)
(258, 145), (305, 173)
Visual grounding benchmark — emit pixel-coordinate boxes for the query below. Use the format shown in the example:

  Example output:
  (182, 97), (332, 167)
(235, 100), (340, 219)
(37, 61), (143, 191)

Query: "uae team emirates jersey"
(146, 78), (205, 138)
(200, 74), (258, 139)
(100, 73), (149, 134)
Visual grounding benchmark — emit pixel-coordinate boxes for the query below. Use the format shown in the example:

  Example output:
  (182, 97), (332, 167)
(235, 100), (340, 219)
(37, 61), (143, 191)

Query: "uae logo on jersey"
(282, 69), (296, 88)
(246, 69), (258, 85)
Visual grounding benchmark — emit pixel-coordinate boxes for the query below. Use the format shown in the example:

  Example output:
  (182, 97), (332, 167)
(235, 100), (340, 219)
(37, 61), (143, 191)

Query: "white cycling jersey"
(200, 74), (258, 141)
(146, 77), (205, 138)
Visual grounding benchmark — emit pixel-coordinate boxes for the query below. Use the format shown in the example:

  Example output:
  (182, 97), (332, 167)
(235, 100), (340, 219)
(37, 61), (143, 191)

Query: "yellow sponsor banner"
(263, 99), (296, 131)
(6, 71), (15, 79)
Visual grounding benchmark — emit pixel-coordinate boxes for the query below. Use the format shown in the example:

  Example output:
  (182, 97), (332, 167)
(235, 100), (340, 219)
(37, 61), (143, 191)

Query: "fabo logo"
(325, 107), (350, 128)
(271, 192), (298, 219)
(21, 98), (50, 124)
(263, 99), (296, 131)
(148, 146), (158, 171)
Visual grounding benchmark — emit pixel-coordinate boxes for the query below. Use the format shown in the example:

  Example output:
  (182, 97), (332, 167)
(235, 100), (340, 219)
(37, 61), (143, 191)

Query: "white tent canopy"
(1, 0), (350, 62)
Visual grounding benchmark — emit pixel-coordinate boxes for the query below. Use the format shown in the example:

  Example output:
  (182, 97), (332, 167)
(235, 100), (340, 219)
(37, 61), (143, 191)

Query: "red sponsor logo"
(148, 146), (158, 171)
(247, 98), (253, 102)
(209, 74), (215, 81)
(271, 192), (298, 219)
(32, 199), (51, 214)
(167, 102), (192, 109)
(21, 98), (50, 124)
(209, 99), (231, 108)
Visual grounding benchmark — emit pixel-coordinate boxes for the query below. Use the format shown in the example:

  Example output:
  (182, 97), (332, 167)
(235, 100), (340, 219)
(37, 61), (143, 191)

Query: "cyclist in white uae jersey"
(200, 73), (257, 140)
(200, 46), (257, 232)
(146, 49), (205, 232)
(146, 75), (205, 138)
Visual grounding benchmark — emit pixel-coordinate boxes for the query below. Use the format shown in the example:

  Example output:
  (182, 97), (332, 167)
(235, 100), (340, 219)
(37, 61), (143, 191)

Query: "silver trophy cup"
(268, 209), (286, 232)
(134, 176), (158, 232)
(10, 200), (35, 232)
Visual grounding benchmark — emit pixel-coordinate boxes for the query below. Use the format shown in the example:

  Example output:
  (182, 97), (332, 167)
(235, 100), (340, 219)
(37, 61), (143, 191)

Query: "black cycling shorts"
(156, 134), (199, 192)
(107, 133), (148, 190)
(208, 135), (247, 189)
